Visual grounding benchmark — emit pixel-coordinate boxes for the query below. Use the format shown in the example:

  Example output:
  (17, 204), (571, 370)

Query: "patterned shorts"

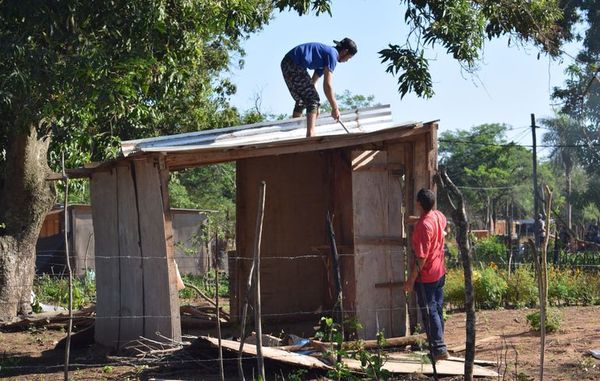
(281, 56), (320, 114)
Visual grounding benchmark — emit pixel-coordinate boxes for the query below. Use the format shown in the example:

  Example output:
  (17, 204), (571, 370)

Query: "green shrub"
(473, 266), (507, 309)
(473, 236), (508, 265)
(444, 268), (465, 308)
(33, 272), (96, 309)
(506, 266), (538, 308)
(179, 271), (229, 301)
(572, 271), (600, 306)
(548, 267), (575, 305)
(526, 308), (562, 333)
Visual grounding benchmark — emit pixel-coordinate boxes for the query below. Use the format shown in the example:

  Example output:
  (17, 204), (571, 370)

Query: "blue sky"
(229, 0), (578, 150)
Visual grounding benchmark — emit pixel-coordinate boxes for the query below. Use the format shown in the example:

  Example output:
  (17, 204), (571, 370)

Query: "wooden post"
(237, 181), (266, 381)
(539, 185), (552, 381)
(437, 169), (475, 381)
(62, 153), (72, 381)
(253, 181), (266, 381)
(326, 212), (344, 362)
(215, 232), (224, 381)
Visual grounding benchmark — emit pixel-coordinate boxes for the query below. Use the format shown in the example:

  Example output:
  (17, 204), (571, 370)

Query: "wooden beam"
(91, 169), (120, 349)
(164, 124), (428, 170)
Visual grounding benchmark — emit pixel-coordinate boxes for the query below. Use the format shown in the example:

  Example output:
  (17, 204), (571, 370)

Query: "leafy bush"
(179, 271), (229, 301)
(444, 268), (465, 308)
(526, 308), (562, 333)
(572, 270), (600, 305)
(548, 267), (576, 305)
(473, 265), (507, 309)
(474, 236), (508, 265)
(33, 272), (96, 309)
(506, 266), (538, 308)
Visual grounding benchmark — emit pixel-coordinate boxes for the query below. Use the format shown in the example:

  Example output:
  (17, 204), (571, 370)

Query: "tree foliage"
(551, 0), (600, 173)
(379, 0), (564, 98)
(439, 124), (535, 227)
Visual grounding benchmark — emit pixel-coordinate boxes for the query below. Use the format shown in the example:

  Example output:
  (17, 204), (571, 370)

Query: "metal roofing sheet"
(121, 105), (407, 157)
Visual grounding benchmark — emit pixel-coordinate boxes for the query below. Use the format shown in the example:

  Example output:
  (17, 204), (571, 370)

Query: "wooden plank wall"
(407, 124), (439, 334)
(234, 150), (353, 323)
(91, 169), (121, 348)
(91, 156), (181, 349)
(351, 149), (406, 339)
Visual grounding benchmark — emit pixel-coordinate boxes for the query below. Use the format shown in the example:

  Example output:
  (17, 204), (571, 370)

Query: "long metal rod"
(62, 152), (73, 381)
(253, 181), (267, 380)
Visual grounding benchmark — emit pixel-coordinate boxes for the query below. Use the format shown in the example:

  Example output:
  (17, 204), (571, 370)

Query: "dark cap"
(334, 37), (357, 55)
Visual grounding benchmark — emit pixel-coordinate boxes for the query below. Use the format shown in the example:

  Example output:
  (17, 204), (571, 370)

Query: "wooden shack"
(84, 105), (437, 349)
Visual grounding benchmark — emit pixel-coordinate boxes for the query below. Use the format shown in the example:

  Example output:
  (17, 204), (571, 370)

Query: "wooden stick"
(253, 181), (267, 381)
(215, 233), (224, 381)
(326, 212), (344, 362)
(62, 152), (73, 381)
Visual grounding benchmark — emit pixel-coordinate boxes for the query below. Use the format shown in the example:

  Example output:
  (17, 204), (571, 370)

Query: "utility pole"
(531, 114), (540, 248)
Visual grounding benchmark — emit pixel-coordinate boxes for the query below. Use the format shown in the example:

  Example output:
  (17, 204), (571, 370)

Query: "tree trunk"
(0, 125), (55, 321)
(436, 170), (475, 381)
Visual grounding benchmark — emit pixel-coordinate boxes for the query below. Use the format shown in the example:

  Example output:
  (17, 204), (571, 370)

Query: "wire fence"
(1, 245), (599, 379)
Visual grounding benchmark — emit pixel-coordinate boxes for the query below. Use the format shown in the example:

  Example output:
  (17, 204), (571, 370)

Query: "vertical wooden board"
(71, 207), (95, 276)
(91, 170), (121, 349)
(134, 158), (179, 341)
(171, 212), (205, 275)
(387, 143), (407, 337)
(352, 150), (394, 338)
(236, 152), (330, 320)
(157, 157), (181, 341)
(330, 150), (355, 312)
(116, 164), (144, 343)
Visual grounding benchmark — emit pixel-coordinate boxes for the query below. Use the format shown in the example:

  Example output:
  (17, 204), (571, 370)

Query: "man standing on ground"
(281, 38), (357, 137)
(404, 188), (449, 362)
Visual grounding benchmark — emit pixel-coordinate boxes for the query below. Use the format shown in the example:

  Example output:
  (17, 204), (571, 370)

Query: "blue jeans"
(415, 275), (447, 356)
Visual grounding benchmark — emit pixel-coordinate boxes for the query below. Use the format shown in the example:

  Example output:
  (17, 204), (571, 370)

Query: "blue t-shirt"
(285, 42), (339, 77)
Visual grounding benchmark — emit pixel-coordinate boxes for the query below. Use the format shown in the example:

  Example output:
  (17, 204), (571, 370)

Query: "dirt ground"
(0, 305), (599, 380)
(443, 305), (600, 381)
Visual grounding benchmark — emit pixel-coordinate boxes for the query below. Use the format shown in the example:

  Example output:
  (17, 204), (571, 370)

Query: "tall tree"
(439, 124), (533, 228)
(541, 114), (581, 229)
(552, 0), (600, 173)
(0, 0), (274, 320)
(0, 0), (573, 320)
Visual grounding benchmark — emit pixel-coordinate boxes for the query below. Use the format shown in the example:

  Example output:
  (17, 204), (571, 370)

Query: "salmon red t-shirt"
(411, 210), (447, 283)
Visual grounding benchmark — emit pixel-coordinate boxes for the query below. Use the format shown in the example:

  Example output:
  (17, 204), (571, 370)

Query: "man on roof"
(281, 38), (357, 137)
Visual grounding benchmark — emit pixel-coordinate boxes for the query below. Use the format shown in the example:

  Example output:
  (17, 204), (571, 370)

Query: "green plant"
(506, 266), (538, 308)
(474, 236), (508, 265)
(179, 271), (229, 300)
(444, 267), (465, 308)
(526, 308), (562, 333)
(473, 265), (507, 309)
(355, 331), (391, 380)
(286, 368), (307, 381)
(33, 274), (96, 309)
(314, 317), (353, 380)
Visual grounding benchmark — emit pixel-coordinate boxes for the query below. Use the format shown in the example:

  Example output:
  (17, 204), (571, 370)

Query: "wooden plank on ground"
(116, 164), (144, 342)
(91, 169), (120, 349)
(201, 337), (331, 370)
(447, 335), (501, 353)
(347, 353), (499, 377)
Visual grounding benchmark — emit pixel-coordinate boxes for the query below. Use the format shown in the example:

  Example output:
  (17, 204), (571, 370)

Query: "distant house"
(36, 205), (210, 276)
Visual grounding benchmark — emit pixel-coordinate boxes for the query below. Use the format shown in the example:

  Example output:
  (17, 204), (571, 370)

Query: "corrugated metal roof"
(121, 105), (405, 157)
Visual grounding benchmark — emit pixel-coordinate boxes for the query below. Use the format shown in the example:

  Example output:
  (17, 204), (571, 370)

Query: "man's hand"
(331, 107), (340, 121)
(403, 279), (414, 293)
(406, 215), (420, 225)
